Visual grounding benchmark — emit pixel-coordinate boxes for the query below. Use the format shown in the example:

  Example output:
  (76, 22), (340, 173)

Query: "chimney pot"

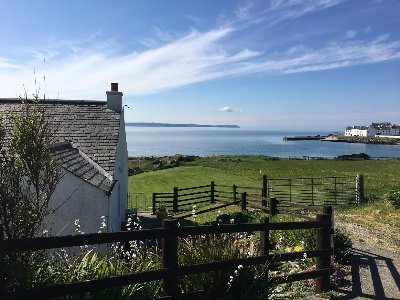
(111, 83), (118, 92)
(107, 83), (123, 113)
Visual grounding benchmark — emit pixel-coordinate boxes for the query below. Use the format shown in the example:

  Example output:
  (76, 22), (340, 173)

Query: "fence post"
(356, 174), (364, 205)
(241, 192), (247, 210)
(210, 181), (215, 204)
(261, 197), (267, 211)
(173, 187), (179, 212)
(259, 217), (270, 295)
(334, 177), (337, 205)
(260, 217), (270, 256)
(262, 175), (268, 198)
(162, 219), (178, 297)
(311, 178), (315, 205)
(315, 212), (332, 293)
(269, 198), (277, 216)
(289, 178), (292, 203)
(323, 206), (334, 259)
(233, 184), (237, 202)
(152, 193), (156, 215)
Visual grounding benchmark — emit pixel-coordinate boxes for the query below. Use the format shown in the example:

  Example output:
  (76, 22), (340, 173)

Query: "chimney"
(106, 83), (123, 112)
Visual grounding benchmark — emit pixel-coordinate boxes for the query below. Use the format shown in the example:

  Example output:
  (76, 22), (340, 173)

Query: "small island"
(126, 122), (240, 128)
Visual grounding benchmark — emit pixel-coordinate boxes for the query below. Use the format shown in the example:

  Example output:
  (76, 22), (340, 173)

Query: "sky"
(0, 0), (399, 130)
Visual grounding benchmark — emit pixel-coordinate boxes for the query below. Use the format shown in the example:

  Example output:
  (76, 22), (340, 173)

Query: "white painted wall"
(45, 171), (108, 236)
(108, 108), (128, 232)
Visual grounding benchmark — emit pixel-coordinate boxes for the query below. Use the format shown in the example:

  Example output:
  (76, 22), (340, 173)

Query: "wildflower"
(293, 245), (304, 252)
(238, 264), (243, 270)
(230, 218), (235, 224)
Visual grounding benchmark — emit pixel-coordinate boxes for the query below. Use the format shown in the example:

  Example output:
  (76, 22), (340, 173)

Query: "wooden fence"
(264, 175), (363, 205)
(0, 207), (333, 299)
(152, 174), (363, 214)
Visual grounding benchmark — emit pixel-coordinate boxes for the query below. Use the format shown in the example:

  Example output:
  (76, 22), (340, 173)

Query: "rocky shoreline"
(323, 135), (400, 145)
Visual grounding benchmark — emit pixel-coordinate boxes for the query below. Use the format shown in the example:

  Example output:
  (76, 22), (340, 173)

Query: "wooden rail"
(151, 174), (362, 215)
(1, 208), (333, 299)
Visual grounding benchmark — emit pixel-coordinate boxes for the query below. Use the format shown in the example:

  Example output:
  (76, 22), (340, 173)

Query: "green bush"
(383, 190), (400, 208)
(333, 228), (353, 263)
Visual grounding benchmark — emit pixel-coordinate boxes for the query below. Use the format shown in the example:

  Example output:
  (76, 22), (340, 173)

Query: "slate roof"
(0, 99), (120, 179)
(50, 142), (114, 193)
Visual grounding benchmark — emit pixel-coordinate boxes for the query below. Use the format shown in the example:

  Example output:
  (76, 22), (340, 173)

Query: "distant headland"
(126, 122), (240, 128)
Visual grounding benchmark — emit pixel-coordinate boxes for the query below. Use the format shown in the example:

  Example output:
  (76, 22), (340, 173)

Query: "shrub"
(214, 210), (260, 225)
(383, 190), (400, 209)
(333, 228), (353, 263)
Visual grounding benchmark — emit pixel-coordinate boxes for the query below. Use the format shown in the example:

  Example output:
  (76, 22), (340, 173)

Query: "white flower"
(238, 264), (243, 270)
(230, 218), (235, 224)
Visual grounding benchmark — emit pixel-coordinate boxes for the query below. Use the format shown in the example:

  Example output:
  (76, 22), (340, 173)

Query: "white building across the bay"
(345, 122), (400, 137)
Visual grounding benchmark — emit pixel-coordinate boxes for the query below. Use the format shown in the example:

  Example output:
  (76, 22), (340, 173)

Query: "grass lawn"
(129, 156), (400, 200)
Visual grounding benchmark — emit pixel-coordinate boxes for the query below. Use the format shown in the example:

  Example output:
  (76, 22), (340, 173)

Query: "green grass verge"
(129, 156), (400, 206)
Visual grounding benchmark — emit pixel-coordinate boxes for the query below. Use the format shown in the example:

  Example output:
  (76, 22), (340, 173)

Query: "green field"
(128, 156), (400, 218)
(129, 156), (400, 200)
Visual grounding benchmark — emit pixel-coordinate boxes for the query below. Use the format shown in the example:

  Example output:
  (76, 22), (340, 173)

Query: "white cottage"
(0, 83), (128, 236)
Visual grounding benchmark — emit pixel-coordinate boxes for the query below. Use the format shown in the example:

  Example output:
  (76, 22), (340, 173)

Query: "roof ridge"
(0, 98), (106, 105)
(75, 144), (113, 181)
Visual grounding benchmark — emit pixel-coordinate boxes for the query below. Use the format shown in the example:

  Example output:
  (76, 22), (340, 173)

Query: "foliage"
(178, 232), (271, 299)
(383, 190), (400, 209)
(156, 202), (167, 212)
(214, 210), (260, 225)
(128, 155), (198, 175)
(333, 228), (353, 263)
(28, 217), (162, 299)
(0, 99), (60, 291)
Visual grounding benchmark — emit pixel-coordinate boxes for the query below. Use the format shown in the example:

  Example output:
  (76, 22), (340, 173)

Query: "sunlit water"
(126, 127), (400, 158)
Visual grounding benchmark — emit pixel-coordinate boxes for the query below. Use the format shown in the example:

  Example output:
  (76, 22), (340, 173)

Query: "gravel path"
(331, 221), (400, 299)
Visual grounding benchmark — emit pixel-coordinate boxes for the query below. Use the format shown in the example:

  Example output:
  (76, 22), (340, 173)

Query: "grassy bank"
(129, 155), (400, 200)
(128, 155), (400, 251)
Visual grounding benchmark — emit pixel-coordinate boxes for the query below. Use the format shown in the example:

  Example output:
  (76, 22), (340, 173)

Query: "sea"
(126, 127), (400, 158)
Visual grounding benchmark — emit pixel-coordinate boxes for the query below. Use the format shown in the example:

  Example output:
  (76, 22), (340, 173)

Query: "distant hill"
(126, 122), (240, 128)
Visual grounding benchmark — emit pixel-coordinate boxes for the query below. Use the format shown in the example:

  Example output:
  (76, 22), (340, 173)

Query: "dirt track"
(330, 221), (400, 299)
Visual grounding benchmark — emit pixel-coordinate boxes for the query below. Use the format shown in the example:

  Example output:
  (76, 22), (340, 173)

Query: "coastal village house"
(345, 122), (400, 138)
(0, 83), (128, 236)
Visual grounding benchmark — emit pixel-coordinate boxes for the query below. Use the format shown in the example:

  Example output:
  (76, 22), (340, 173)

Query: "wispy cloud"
(344, 30), (357, 39)
(219, 106), (233, 112)
(0, 0), (399, 100)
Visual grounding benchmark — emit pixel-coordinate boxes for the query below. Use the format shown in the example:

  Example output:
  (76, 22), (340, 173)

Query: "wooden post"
(323, 206), (334, 259)
(269, 198), (278, 217)
(233, 184), (237, 202)
(152, 193), (156, 215)
(262, 175), (268, 198)
(334, 177), (337, 205)
(261, 197), (267, 211)
(241, 192), (247, 210)
(173, 187), (179, 212)
(260, 217), (270, 295)
(311, 178), (315, 205)
(210, 181), (215, 204)
(260, 217), (270, 256)
(162, 219), (178, 297)
(289, 178), (292, 203)
(356, 174), (364, 205)
(315, 213), (332, 293)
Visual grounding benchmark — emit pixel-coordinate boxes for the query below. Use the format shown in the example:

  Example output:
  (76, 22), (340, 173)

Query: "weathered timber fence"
(0, 208), (334, 299)
(153, 183), (214, 214)
(262, 174), (364, 205)
(151, 174), (363, 214)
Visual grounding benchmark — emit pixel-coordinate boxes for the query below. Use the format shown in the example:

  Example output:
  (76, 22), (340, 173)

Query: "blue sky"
(1, 0), (399, 130)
